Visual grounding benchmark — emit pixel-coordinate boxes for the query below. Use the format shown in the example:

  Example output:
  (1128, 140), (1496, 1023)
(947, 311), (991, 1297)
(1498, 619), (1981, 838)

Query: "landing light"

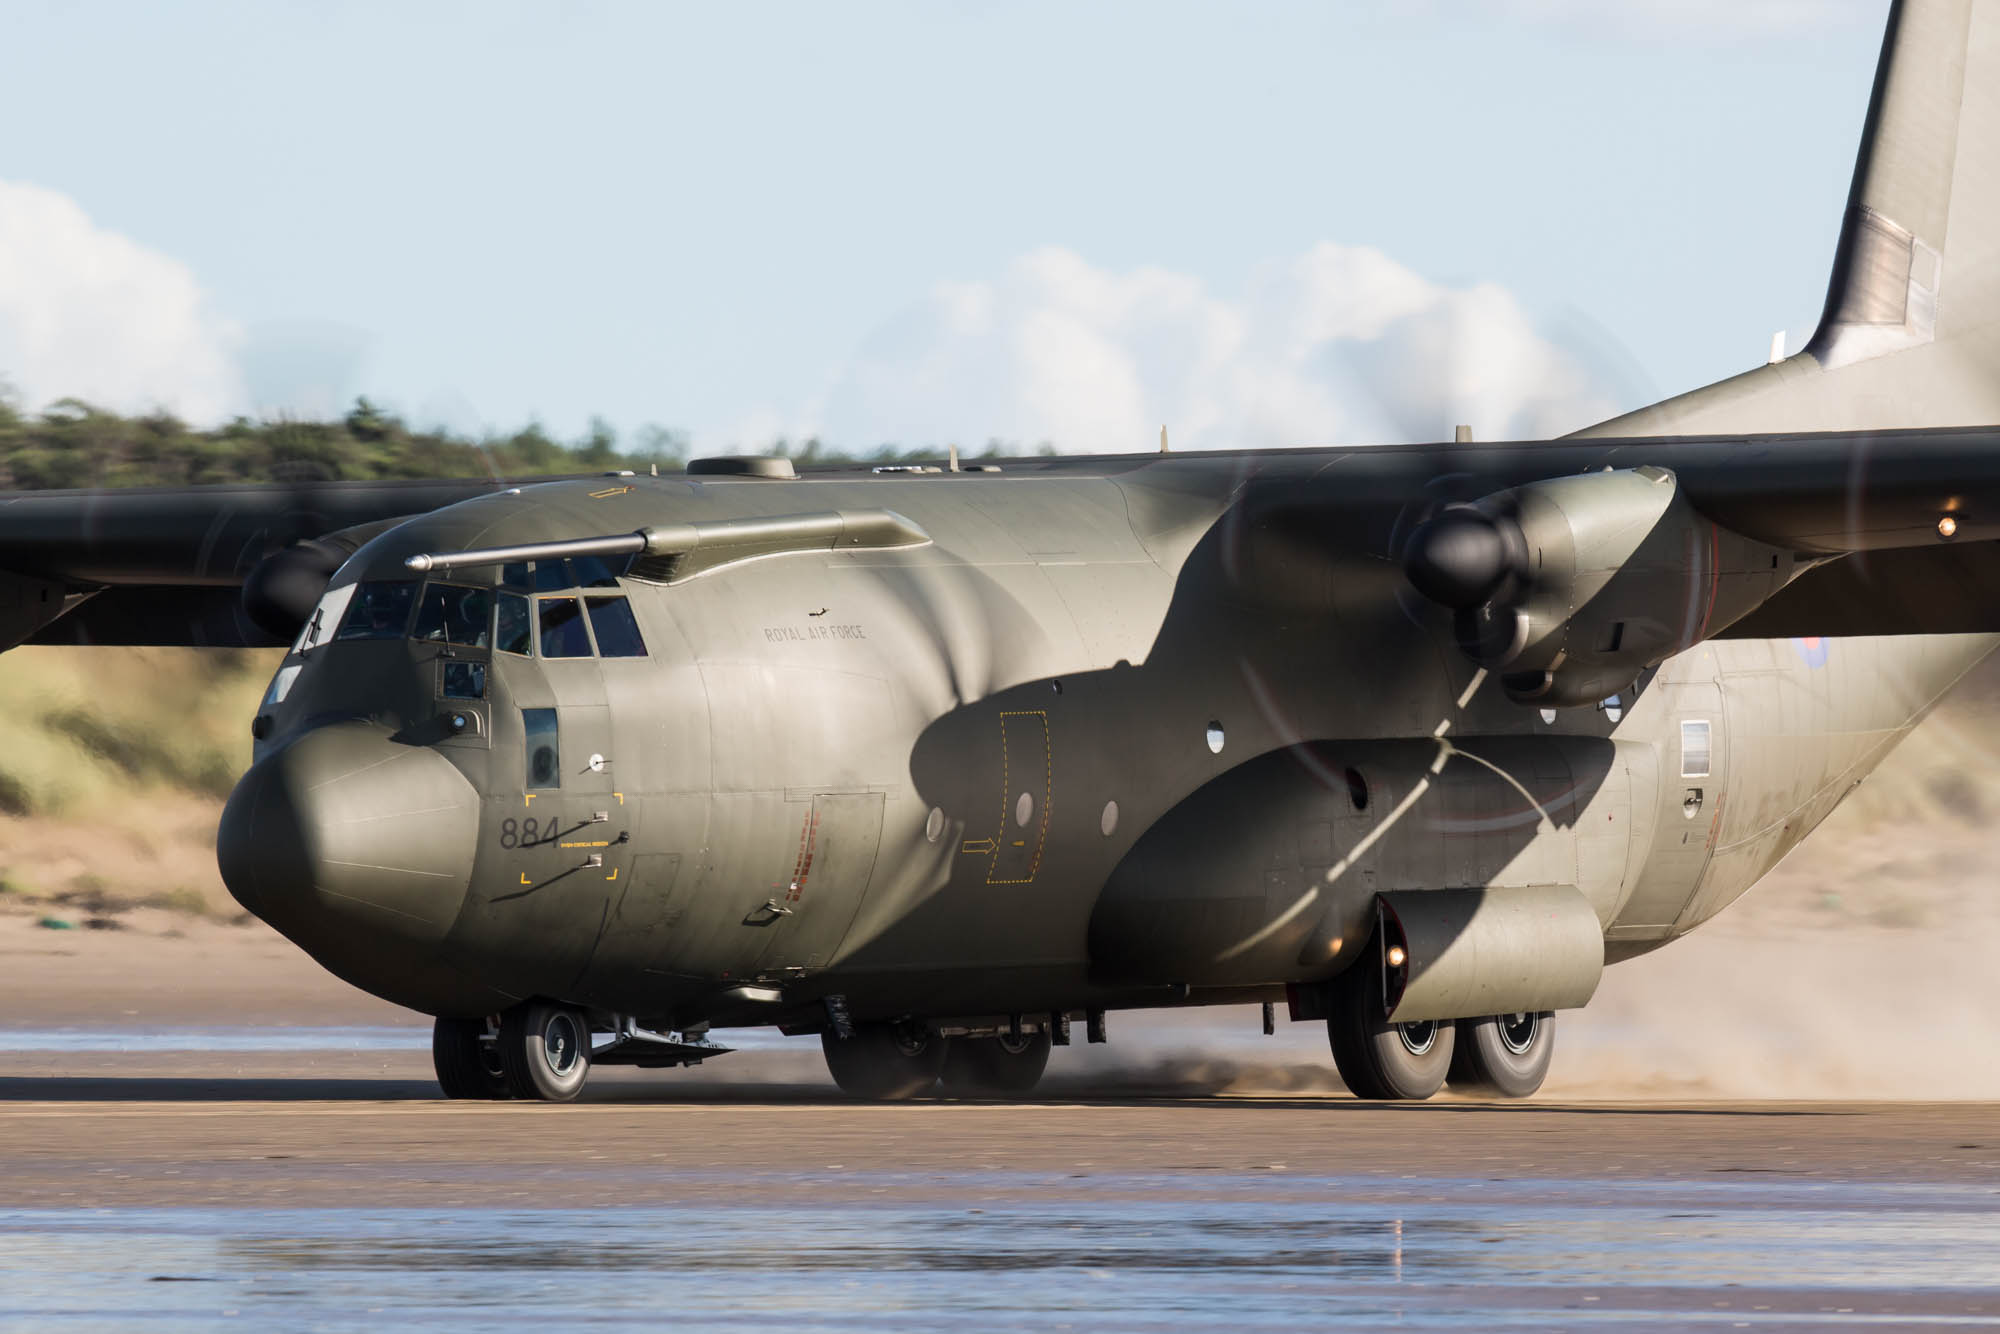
(1938, 514), (1960, 540)
(1386, 945), (1408, 968)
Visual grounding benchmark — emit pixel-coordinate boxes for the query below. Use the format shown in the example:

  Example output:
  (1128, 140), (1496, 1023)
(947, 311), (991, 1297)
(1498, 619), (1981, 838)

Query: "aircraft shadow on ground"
(0, 1073), (1842, 1114)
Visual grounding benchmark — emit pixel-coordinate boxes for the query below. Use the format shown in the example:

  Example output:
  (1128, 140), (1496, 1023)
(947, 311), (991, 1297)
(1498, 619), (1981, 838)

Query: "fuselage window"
(495, 593), (533, 655)
(586, 597), (647, 657)
(335, 582), (418, 641)
(1680, 720), (1712, 779)
(412, 584), (494, 648)
(523, 708), (560, 788)
(538, 596), (592, 658)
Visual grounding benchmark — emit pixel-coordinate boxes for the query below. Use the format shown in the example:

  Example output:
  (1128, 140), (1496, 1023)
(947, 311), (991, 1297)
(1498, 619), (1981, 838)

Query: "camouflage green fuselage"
(240, 458), (1995, 1031)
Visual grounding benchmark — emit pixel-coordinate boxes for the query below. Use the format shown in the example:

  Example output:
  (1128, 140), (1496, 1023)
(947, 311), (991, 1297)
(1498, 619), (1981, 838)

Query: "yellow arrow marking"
(588, 485), (634, 499)
(960, 838), (996, 855)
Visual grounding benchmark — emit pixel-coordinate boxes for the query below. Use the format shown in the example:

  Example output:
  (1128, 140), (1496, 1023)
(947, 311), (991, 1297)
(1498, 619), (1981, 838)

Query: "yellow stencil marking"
(987, 710), (1052, 885)
(605, 867), (619, 881)
(589, 485), (634, 499)
(524, 793), (536, 807)
(519, 873), (533, 886)
(613, 792), (625, 805)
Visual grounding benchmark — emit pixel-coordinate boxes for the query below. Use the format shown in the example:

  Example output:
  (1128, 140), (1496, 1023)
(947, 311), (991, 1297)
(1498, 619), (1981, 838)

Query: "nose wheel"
(431, 1015), (513, 1100)
(495, 1001), (594, 1102)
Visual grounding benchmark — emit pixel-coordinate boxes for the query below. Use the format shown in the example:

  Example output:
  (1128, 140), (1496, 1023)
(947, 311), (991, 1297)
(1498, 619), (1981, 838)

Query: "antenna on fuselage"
(1160, 424), (1169, 454)
(948, 443), (961, 472)
(1454, 424), (1472, 444)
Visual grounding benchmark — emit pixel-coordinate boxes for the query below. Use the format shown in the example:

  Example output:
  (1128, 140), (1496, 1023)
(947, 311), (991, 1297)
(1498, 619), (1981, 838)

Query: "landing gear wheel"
(940, 1029), (1052, 1097)
(1448, 1012), (1555, 1099)
(497, 1001), (593, 1102)
(432, 1015), (512, 1099)
(821, 1022), (947, 1100)
(1326, 964), (1455, 1101)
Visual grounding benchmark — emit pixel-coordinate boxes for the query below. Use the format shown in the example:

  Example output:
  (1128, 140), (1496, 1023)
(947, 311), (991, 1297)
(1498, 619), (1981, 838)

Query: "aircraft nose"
(219, 721), (479, 951)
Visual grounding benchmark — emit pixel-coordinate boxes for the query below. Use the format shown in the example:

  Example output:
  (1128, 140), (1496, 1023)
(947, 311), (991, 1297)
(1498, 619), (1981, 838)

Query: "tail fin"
(1572, 0), (1996, 438)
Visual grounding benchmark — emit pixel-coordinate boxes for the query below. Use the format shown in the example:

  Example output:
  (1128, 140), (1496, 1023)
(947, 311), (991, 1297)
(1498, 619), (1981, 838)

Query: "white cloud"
(751, 242), (1620, 454)
(0, 180), (245, 423)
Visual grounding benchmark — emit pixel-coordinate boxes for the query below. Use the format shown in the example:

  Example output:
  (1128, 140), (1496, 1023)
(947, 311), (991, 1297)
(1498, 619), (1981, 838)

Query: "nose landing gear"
(432, 1003), (591, 1101)
(498, 1001), (593, 1101)
(431, 1015), (512, 1100)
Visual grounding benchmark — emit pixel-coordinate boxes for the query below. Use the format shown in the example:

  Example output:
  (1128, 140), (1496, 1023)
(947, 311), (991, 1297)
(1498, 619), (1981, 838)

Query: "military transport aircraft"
(5, 0), (1996, 1102)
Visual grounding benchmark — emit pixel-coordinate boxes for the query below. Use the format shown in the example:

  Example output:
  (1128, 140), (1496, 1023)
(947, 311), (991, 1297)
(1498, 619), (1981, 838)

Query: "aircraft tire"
(1447, 1012), (1555, 1098)
(431, 1015), (511, 1099)
(820, 1023), (947, 1100)
(497, 1001), (593, 1102)
(1326, 964), (1455, 1101)
(939, 1030), (1052, 1097)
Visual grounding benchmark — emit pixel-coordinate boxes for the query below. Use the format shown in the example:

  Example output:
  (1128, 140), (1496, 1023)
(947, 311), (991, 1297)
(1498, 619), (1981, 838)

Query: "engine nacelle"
(1403, 466), (1789, 706)
(240, 517), (413, 641)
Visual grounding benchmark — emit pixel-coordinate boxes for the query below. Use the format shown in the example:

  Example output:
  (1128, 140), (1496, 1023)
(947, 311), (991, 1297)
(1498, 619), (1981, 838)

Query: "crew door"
(752, 792), (885, 972)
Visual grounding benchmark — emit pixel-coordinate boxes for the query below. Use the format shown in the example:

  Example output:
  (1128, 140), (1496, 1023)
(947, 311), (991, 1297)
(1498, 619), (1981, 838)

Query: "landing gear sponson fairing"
(16, 0), (2000, 1100)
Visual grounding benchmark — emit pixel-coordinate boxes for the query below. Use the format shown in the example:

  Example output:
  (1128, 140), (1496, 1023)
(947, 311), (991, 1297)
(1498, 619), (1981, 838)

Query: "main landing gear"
(433, 1002), (591, 1101)
(820, 1019), (1058, 1100)
(1325, 965), (1556, 1101)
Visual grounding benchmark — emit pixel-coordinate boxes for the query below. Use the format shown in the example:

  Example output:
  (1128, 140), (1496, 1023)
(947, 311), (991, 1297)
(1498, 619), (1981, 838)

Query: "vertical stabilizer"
(1572, 0), (2000, 438)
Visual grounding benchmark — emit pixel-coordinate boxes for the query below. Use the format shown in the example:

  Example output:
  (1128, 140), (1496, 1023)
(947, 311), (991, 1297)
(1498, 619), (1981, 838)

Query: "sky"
(0, 0), (1887, 454)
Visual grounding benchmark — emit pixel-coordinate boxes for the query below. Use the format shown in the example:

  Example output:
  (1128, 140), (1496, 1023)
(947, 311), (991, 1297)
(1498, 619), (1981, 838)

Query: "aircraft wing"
(0, 478), (510, 650)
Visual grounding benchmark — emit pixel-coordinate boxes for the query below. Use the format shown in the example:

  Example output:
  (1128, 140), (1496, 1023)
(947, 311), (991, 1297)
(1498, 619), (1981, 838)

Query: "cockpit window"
(571, 555), (628, 588)
(335, 582), (418, 642)
(495, 593), (532, 656)
(293, 583), (357, 655)
(586, 597), (647, 657)
(537, 597), (591, 658)
(533, 561), (573, 593)
(412, 584), (494, 648)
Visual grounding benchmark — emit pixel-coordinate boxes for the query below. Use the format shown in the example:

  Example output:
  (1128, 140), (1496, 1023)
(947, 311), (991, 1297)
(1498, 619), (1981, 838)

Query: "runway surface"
(3, 1050), (1999, 1329)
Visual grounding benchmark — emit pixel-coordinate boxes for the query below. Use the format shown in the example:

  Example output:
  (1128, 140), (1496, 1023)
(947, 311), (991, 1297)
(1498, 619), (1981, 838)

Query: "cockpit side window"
(537, 597), (592, 658)
(533, 561), (574, 593)
(495, 594), (532, 656)
(293, 583), (358, 655)
(412, 584), (494, 648)
(586, 597), (647, 657)
(334, 582), (418, 642)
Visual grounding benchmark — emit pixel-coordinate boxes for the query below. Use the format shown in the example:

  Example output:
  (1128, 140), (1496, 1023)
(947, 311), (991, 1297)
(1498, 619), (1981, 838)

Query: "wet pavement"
(2, 1043), (1998, 1329)
(2, 1181), (1998, 1330)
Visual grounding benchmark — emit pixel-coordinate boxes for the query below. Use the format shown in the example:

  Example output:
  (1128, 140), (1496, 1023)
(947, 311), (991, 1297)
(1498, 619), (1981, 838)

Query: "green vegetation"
(0, 391), (1033, 491)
